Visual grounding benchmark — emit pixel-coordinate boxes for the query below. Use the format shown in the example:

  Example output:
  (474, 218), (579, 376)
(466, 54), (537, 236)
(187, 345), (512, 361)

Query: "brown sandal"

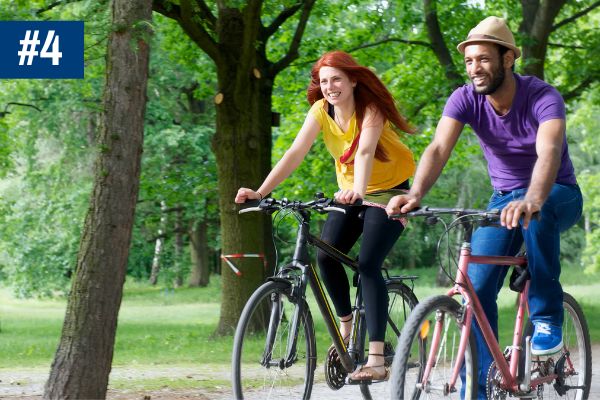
(348, 353), (389, 383)
(348, 364), (389, 382)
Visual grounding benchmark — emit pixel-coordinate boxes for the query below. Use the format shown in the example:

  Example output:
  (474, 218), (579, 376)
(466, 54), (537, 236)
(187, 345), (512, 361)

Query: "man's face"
(464, 43), (506, 95)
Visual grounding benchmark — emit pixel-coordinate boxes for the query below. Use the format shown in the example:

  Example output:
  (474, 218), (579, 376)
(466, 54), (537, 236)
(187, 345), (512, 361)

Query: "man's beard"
(472, 65), (505, 95)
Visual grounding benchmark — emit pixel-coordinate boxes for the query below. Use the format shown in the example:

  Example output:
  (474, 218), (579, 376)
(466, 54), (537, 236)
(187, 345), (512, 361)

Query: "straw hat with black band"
(457, 16), (521, 59)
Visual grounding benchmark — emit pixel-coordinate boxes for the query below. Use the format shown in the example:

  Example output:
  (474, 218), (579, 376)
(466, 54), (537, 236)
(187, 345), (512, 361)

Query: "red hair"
(306, 51), (414, 161)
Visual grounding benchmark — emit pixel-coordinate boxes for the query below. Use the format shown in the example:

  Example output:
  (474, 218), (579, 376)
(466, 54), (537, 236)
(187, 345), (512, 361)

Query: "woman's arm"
(235, 112), (321, 203)
(336, 106), (384, 204)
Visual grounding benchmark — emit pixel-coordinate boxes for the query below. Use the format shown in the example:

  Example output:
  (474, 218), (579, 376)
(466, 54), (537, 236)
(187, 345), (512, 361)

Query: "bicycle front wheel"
(390, 295), (478, 400)
(232, 280), (316, 400)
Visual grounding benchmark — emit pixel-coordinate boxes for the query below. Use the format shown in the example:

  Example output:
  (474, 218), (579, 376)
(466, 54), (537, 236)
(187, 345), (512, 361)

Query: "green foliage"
(567, 88), (600, 271)
(130, 15), (220, 281)
(0, 0), (598, 294)
(0, 2), (110, 296)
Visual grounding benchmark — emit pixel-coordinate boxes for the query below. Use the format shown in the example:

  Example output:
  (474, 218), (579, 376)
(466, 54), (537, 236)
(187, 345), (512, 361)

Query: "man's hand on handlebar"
(501, 199), (541, 230)
(385, 193), (421, 216)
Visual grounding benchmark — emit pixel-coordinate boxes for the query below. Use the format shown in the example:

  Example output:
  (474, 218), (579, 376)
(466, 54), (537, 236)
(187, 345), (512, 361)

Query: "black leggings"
(317, 204), (404, 341)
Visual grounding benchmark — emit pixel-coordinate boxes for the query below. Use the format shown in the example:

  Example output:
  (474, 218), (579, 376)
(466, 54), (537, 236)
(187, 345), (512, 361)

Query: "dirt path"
(2, 346), (599, 399)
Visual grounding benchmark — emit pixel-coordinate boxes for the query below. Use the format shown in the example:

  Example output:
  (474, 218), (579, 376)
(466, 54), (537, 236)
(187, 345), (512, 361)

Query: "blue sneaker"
(531, 322), (563, 356)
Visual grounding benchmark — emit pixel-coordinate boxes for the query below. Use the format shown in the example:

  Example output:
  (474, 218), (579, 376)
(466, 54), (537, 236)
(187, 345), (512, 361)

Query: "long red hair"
(306, 50), (414, 161)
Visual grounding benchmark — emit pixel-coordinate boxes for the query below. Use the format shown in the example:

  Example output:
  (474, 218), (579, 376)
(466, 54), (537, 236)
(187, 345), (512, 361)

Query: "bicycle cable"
(435, 213), (489, 284)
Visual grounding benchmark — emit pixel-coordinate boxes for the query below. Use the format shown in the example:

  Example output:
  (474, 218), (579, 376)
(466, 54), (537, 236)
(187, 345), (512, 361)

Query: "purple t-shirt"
(443, 74), (576, 190)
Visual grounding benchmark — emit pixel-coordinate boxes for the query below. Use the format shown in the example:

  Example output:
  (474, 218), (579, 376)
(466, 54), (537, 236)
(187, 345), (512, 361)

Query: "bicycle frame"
(275, 208), (362, 373)
(426, 234), (567, 395)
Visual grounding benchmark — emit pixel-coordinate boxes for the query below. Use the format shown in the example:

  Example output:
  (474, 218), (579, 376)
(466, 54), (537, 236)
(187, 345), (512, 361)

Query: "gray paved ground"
(1, 346), (598, 399)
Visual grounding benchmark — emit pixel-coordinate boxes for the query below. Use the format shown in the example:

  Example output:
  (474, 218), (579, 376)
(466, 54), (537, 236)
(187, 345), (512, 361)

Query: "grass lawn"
(1, 265), (599, 378)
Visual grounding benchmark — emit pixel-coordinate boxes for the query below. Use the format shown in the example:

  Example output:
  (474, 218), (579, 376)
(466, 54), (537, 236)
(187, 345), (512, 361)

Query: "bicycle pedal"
(346, 377), (372, 385)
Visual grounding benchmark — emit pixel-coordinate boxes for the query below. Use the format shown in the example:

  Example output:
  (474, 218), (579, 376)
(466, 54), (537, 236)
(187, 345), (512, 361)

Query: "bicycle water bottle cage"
(509, 265), (530, 292)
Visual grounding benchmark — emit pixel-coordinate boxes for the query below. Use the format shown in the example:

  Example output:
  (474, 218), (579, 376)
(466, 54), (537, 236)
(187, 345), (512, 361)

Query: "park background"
(0, 0), (598, 398)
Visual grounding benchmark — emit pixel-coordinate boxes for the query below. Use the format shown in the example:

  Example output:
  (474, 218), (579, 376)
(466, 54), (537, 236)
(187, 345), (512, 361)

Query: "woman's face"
(319, 66), (355, 105)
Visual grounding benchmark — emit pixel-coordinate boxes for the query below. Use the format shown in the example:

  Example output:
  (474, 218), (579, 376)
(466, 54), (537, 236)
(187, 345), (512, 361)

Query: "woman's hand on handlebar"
(334, 189), (362, 205)
(385, 193), (421, 216)
(235, 187), (261, 204)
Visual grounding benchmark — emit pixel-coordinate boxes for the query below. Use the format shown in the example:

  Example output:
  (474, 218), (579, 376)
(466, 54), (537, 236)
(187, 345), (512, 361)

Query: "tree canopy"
(0, 0), (598, 314)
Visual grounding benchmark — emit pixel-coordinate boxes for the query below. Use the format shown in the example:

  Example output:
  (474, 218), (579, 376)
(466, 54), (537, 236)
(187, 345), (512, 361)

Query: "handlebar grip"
(323, 206), (346, 214)
(238, 199), (262, 214)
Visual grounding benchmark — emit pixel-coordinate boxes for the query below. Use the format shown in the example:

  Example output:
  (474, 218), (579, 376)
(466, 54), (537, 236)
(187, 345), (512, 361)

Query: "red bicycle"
(390, 207), (591, 399)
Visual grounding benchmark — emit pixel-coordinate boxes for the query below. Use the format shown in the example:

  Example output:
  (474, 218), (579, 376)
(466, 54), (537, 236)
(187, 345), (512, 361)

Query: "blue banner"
(0, 21), (84, 79)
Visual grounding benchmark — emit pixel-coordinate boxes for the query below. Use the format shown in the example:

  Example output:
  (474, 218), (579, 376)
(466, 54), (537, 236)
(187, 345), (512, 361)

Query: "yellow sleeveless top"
(310, 99), (415, 193)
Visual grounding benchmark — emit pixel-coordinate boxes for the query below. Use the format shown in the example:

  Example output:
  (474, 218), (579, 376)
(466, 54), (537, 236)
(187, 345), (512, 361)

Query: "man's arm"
(501, 118), (565, 229)
(386, 116), (464, 214)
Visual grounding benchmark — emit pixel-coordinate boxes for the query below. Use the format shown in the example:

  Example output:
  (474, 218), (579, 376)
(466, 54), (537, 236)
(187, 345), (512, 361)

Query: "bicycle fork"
(261, 279), (305, 369)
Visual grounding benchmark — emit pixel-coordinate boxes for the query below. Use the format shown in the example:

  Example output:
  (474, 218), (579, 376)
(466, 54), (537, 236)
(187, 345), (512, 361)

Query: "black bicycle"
(231, 195), (421, 399)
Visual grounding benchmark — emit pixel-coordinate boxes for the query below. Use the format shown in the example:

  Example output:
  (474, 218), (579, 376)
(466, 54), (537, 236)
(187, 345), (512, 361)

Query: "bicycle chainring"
(486, 361), (508, 400)
(324, 345), (347, 390)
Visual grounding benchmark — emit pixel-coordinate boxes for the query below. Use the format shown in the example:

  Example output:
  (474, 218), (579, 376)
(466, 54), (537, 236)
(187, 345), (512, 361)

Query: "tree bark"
(173, 206), (184, 287)
(423, 0), (463, 87)
(212, 39), (276, 334)
(43, 0), (151, 398)
(519, 0), (567, 79)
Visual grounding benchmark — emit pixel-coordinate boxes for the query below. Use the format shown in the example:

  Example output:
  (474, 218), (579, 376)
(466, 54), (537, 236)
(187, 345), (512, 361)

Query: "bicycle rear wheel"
(523, 292), (591, 400)
(390, 295), (478, 400)
(232, 280), (316, 400)
(359, 280), (420, 399)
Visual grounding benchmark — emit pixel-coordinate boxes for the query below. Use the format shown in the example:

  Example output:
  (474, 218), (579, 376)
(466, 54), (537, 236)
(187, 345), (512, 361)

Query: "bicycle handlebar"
(390, 206), (501, 220)
(238, 196), (361, 215)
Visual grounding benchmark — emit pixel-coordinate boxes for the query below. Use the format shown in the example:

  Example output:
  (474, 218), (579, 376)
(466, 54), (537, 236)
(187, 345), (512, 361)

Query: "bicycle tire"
(231, 280), (316, 400)
(390, 294), (478, 399)
(519, 292), (591, 400)
(359, 280), (420, 400)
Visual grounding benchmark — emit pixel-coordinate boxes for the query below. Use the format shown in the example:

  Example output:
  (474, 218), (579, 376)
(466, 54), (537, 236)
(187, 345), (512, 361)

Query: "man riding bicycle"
(386, 16), (583, 399)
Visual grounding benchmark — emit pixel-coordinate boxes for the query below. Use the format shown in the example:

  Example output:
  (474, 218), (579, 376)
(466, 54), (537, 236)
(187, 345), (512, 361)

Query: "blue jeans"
(467, 183), (582, 398)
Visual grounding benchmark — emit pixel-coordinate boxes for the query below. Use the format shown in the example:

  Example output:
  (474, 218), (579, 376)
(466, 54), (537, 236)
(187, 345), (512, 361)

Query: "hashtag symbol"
(18, 30), (40, 65)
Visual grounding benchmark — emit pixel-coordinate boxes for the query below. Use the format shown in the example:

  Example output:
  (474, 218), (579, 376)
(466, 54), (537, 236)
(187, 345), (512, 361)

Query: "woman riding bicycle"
(235, 50), (415, 382)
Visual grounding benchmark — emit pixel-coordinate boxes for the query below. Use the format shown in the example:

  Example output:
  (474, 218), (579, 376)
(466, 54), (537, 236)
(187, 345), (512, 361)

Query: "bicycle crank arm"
(519, 336), (532, 392)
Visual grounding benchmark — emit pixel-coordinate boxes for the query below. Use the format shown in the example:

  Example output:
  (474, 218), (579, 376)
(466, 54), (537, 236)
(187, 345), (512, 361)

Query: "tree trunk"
(213, 58), (275, 335)
(149, 200), (167, 285)
(189, 219), (210, 287)
(43, 0), (151, 398)
(152, 0), (316, 334)
(423, 0), (463, 87)
(173, 206), (184, 287)
(519, 0), (567, 79)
